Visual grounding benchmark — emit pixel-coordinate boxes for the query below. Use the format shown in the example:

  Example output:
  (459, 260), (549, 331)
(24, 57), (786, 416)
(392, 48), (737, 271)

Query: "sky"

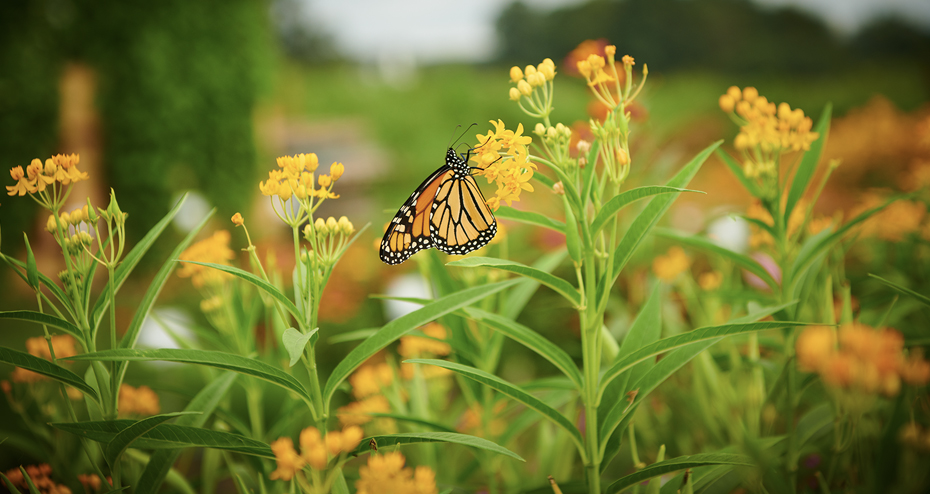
(298, 0), (930, 64)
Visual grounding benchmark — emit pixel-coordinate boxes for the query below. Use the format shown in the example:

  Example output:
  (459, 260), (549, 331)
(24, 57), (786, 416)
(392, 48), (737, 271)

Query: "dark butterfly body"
(380, 148), (497, 265)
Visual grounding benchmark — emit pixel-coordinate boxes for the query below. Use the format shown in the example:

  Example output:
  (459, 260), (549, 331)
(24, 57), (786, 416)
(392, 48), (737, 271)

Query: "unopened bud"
(517, 79), (532, 96)
(315, 217), (327, 235)
(231, 212), (244, 227)
(509, 66), (523, 83)
(326, 217), (338, 232)
(60, 211), (71, 225)
(330, 162), (345, 181)
(46, 215), (57, 233)
(534, 123), (546, 136)
(576, 140), (591, 155)
(338, 216), (355, 235)
(616, 148), (630, 166)
(553, 181), (565, 195)
(509, 87), (521, 101)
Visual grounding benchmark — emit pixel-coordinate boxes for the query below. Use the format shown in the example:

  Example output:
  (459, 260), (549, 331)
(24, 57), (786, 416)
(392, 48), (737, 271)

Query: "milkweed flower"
(338, 395), (392, 427)
(6, 154), (88, 211)
(507, 59), (556, 119)
(356, 451), (438, 494)
(118, 384), (160, 416)
(349, 363), (395, 399)
(398, 322), (451, 358)
(10, 335), (79, 383)
(260, 153), (343, 227)
(177, 230), (235, 288)
(471, 120), (536, 210)
(652, 246), (690, 282)
(269, 437), (305, 481)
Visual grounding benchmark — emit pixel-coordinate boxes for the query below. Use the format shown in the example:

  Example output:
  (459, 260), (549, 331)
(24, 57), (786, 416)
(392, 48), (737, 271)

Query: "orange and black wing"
(429, 173), (497, 255)
(380, 166), (454, 265)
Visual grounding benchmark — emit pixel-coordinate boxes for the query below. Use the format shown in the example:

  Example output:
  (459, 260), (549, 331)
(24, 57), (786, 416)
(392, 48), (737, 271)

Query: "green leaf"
(0, 472), (22, 494)
(1, 253), (73, 317)
(591, 186), (704, 235)
(462, 307), (583, 388)
(92, 193), (189, 333)
(114, 209), (214, 387)
(598, 321), (807, 401)
(653, 228), (779, 291)
(351, 432), (523, 461)
(494, 206), (565, 233)
(0, 311), (82, 341)
(18, 467), (41, 494)
(323, 279), (519, 407)
(446, 257), (581, 306)
(104, 412), (192, 467)
(23, 234), (38, 290)
(51, 419), (274, 458)
(328, 328), (379, 344)
(784, 104), (832, 221)
(503, 248), (568, 320)
(605, 454), (755, 494)
(68, 348), (313, 406)
(282, 327), (318, 367)
(868, 274), (930, 307)
(610, 141), (722, 282)
(405, 359), (585, 455)
(716, 148), (761, 198)
(563, 196), (583, 264)
(365, 413), (457, 433)
(136, 372), (238, 494)
(180, 261), (301, 321)
(0, 346), (98, 401)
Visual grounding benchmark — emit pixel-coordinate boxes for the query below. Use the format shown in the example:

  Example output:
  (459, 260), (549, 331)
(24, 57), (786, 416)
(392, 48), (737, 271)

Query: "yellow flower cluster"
(356, 451), (437, 494)
(652, 246), (690, 282)
(6, 154), (88, 197)
(269, 426), (364, 481)
(508, 59), (556, 118)
(78, 474), (105, 491)
(471, 120), (536, 210)
(457, 401), (507, 438)
(338, 395), (392, 427)
(851, 193), (926, 242)
(10, 335), (78, 383)
(577, 46), (644, 113)
(398, 323), (451, 358)
(4, 464), (72, 494)
(177, 230), (236, 288)
(349, 363), (395, 399)
(796, 324), (930, 397)
(260, 153), (343, 201)
(745, 198), (808, 248)
(118, 384), (160, 416)
(720, 87), (819, 179)
(698, 271), (723, 291)
(309, 216), (355, 237)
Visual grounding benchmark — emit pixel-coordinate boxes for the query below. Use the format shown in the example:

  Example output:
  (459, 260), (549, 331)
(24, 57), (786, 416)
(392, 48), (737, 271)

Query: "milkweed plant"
(1, 40), (929, 494)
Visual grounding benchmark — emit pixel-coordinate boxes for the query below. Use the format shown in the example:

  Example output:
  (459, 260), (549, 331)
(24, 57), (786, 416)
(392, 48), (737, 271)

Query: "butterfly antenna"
(450, 123), (477, 149)
(445, 125), (462, 151)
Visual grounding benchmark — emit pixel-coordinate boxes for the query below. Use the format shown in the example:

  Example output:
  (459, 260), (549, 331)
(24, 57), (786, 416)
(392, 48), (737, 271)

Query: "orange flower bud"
(231, 212), (244, 226)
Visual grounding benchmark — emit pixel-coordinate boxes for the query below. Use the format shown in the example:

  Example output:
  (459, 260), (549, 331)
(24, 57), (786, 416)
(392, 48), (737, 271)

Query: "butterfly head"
(446, 147), (470, 176)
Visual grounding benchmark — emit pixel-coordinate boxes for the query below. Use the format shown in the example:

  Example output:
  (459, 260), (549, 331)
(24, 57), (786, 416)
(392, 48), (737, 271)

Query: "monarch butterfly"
(379, 145), (497, 265)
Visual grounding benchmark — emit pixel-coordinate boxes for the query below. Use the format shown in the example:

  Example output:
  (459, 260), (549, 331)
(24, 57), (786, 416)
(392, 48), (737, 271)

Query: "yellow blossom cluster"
(720, 87), (819, 179)
(118, 384), (160, 416)
(796, 324), (930, 397)
(652, 246), (690, 282)
(471, 120), (536, 210)
(309, 216), (356, 237)
(356, 451), (437, 494)
(177, 230), (236, 288)
(259, 153), (343, 201)
(508, 59), (556, 120)
(399, 323), (454, 379)
(3, 464), (72, 494)
(78, 474), (106, 491)
(10, 335), (78, 383)
(46, 205), (94, 233)
(349, 363), (395, 399)
(338, 395), (392, 428)
(457, 401), (507, 438)
(6, 154), (88, 198)
(698, 271), (723, 291)
(576, 45), (644, 113)
(269, 426), (364, 480)
(850, 193), (926, 242)
(745, 198), (807, 248)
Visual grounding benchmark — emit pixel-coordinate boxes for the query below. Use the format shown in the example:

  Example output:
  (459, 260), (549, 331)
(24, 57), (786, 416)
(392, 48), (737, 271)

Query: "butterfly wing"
(429, 172), (497, 255)
(380, 166), (454, 265)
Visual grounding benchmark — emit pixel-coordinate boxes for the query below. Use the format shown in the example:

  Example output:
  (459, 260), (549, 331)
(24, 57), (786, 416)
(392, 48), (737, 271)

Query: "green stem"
(246, 381), (265, 440)
(107, 264), (119, 419)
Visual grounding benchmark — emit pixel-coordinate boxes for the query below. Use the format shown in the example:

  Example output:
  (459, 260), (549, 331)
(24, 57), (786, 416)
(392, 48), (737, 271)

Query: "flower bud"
(509, 87), (521, 101)
(338, 216), (355, 235)
(778, 102), (792, 121)
(70, 207), (84, 224)
(524, 65), (537, 79)
(326, 217), (338, 232)
(517, 79), (532, 96)
(742, 86), (758, 103)
(576, 140), (592, 155)
(546, 126), (557, 139)
(726, 86), (741, 101)
(315, 217), (327, 235)
(718, 94), (735, 113)
(509, 66), (523, 83)
(303, 224), (313, 240)
(294, 183), (308, 200)
(330, 162), (345, 181)
(86, 199), (99, 223)
(231, 212), (244, 226)
(616, 148), (630, 166)
(44, 159), (57, 175)
(605, 45), (616, 58)
(60, 211), (71, 225)
(553, 181), (565, 195)
(46, 215), (57, 233)
(537, 63), (555, 81)
(534, 123), (546, 136)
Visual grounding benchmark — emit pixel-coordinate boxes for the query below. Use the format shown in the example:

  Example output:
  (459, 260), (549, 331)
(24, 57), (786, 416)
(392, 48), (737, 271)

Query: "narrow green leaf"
(180, 261), (300, 321)
(350, 432), (523, 461)
(328, 328), (379, 344)
(592, 186), (704, 235)
(598, 321), (807, 401)
(323, 279), (519, 406)
(0, 346), (98, 401)
(283, 327), (318, 367)
(868, 274), (930, 307)
(0, 311), (82, 341)
(446, 257), (581, 306)
(653, 228), (779, 291)
(494, 206), (565, 232)
(18, 467), (41, 494)
(1, 253), (73, 317)
(23, 234), (38, 290)
(104, 412), (192, 467)
(68, 348), (313, 406)
(462, 307), (583, 388)
(365, 413), (457, 433)
(716, 149), (761, 197)
(405, 359), (585, 455)
(610, 141), (722, 282)
(136, 372), (238, 494)
(784, 104), (832, 221)
(51, 419), (274, 458)
(92, 193), (188, 332)
(0, 472), (23, 494)
(503, 248), (568, 320)
(114, 209), (214, 382)
(605, 454), (755, 494)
